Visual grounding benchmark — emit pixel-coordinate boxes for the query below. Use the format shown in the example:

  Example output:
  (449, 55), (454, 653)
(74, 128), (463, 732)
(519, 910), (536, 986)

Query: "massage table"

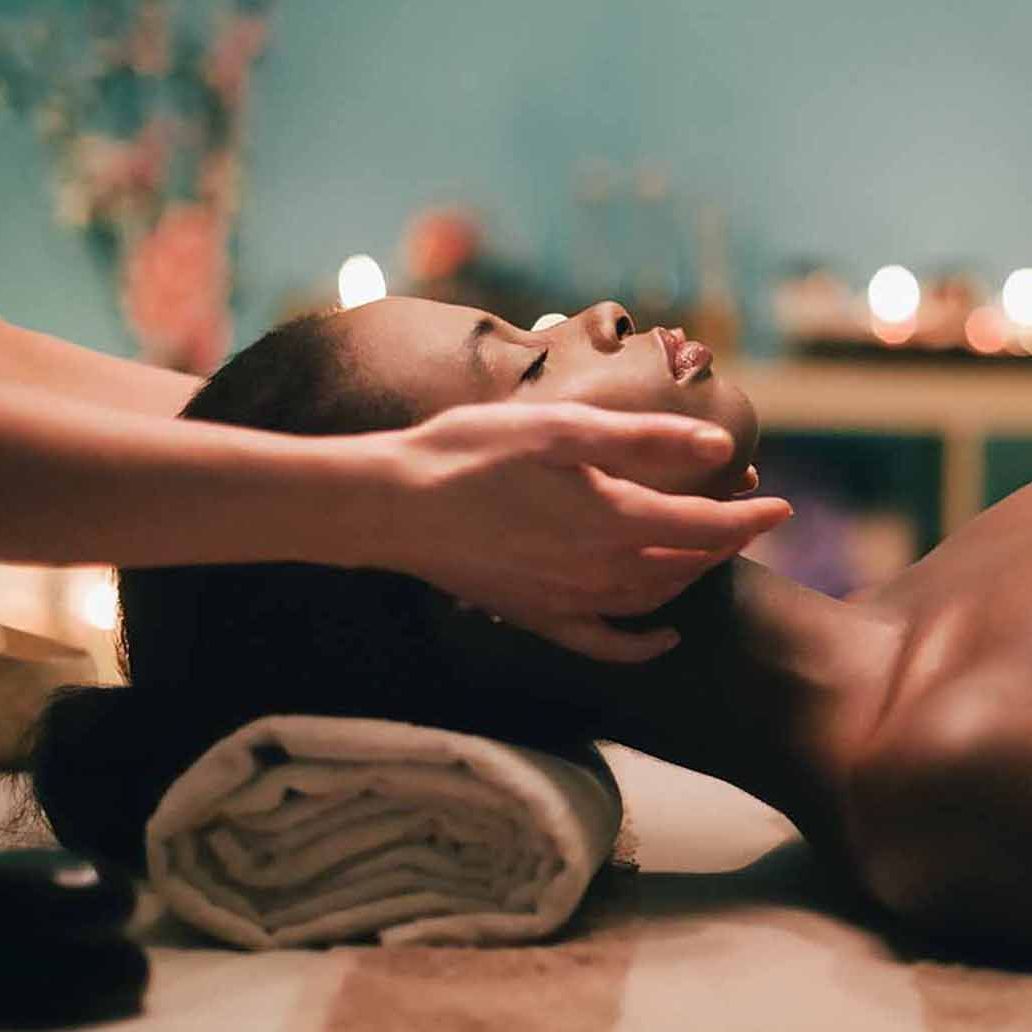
(5, 739), (1026, 1031)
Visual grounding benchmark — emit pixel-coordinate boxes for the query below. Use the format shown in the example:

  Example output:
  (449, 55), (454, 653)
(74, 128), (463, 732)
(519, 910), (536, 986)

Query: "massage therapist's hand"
(377, 402), (791, 663)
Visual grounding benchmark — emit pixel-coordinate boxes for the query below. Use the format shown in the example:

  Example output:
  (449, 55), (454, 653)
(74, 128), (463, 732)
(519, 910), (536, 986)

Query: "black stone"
(0, 936), (148, 1028)
(0, 849), (136, 941)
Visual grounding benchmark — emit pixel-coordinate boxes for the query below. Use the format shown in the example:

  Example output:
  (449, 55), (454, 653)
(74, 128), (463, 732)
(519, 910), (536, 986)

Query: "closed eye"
(519, 349), (549, 384)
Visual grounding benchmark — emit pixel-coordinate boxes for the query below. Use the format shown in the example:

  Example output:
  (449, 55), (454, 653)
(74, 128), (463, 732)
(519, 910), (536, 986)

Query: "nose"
(578, 301), (636, 354)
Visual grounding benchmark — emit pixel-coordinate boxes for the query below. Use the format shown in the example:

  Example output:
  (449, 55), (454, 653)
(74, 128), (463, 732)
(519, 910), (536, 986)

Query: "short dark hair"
(178, 309), (414, 436)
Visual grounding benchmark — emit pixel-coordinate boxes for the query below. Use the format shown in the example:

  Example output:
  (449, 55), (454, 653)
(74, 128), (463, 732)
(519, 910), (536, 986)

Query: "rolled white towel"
(146, 715), (622, 948)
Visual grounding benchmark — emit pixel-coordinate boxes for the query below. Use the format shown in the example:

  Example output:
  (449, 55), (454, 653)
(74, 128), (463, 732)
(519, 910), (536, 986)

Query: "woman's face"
(343, 297), (757, 495)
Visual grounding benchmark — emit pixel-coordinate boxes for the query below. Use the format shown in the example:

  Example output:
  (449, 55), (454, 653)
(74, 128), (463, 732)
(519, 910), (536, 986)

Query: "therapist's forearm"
(0, 383), (394, 568)
(0, 318), (201, 417)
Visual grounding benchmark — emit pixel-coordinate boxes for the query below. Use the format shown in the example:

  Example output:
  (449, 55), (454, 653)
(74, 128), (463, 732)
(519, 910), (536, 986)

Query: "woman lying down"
(28, 297), (1032, 949)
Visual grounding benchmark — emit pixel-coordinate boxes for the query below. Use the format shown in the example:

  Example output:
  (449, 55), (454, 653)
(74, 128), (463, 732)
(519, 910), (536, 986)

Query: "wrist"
(280, 429), (414, 570)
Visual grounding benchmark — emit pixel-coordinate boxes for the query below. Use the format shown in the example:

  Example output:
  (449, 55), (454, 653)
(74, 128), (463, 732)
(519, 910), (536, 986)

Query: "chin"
(671, 379), (758, 498)
(719, 382), (759, 484)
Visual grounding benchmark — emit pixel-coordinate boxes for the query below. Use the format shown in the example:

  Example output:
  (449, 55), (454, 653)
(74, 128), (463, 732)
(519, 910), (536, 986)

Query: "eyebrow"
(463, 318), (496, 377)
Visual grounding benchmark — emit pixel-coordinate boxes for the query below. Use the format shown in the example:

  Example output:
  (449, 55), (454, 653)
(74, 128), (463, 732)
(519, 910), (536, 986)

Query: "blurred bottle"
(623, 163), (685, 328)
(568, 159), (624, 302)
(690, 205), (740, 360)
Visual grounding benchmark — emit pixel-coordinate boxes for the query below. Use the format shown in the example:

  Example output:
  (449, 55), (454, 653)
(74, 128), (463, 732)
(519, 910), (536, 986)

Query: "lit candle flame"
(867, 265), (920, 324)
(1002, 269), (1032, 329)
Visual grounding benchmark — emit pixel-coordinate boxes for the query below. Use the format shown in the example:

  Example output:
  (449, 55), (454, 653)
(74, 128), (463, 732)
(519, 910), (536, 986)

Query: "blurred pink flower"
(197, 149), (240, 217)
(128, 119), (170, 192)
(122, 203), (232, 374)
(204, 15), (268, 111)
(69, 119), (169, 223)
(404, 207), (482, 281)
(24, 5), (271, 371)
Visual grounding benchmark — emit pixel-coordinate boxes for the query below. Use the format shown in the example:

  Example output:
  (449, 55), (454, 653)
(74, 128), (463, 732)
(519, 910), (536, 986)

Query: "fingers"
(600, 478), (792, 550)
(579, 544), (743, 617)
(615, 545), (733, 581)
(595, 580), (693, 616)
(543, 617), (681, 664)
(528, 403), (735, 472)
(541, 577), (686, 618)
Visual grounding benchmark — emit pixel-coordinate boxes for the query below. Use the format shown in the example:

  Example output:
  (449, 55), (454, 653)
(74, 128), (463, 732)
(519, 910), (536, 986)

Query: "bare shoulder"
(832, 483), (1032, 941)
(842, 650), (1032, 942)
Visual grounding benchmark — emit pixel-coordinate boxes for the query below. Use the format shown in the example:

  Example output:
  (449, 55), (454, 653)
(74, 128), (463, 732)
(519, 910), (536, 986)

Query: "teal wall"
(985, 439), (1032, 508)
(2, 0), (1031, 356)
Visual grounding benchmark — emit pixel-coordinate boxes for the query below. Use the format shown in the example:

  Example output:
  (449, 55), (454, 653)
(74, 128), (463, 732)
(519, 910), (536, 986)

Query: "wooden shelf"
(728, 359), (1032, 534)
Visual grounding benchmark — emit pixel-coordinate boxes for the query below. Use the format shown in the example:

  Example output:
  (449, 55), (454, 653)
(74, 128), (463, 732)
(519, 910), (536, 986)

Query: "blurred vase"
(0, 626), (96, 771)
(624, 163), (684, 321)
(689, 205), (739, 361)
(569, 159), (624, 300)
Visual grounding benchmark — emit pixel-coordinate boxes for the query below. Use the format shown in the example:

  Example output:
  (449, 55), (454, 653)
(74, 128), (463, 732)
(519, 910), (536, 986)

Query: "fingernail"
(697, 428), (732, 461)
(660, 630), (681, 651)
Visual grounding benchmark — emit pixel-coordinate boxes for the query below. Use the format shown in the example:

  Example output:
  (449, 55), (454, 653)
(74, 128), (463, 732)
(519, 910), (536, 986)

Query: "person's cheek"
(526, 374), (692, 492)
(531, 367), (649, 412)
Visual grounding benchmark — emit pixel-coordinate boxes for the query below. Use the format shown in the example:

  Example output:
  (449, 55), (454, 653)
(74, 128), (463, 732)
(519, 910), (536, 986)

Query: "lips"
(657, 327), (713, 383)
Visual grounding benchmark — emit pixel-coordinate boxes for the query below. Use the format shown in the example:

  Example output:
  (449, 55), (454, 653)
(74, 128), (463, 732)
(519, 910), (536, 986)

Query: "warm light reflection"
(867, 265), (920, 324)
(1002, 269), (1032, 328)
(338, 254), (387, 308)
(965, 306), (1007, 354)
(80, 578), (118, 631)
(531, 313), (568, 331)
(871, 314), (916, 346)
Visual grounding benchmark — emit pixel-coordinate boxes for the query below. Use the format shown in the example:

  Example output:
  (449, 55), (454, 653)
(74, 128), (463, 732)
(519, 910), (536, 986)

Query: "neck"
(619, 559), (904, 858)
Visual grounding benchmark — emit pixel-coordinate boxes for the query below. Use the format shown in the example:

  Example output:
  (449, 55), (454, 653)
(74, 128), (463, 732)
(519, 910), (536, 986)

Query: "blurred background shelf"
(733, 358), (1032, 534)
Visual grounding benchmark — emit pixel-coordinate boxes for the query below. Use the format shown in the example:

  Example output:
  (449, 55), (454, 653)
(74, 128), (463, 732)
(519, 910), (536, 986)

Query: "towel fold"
(146, 716), (622, 947)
